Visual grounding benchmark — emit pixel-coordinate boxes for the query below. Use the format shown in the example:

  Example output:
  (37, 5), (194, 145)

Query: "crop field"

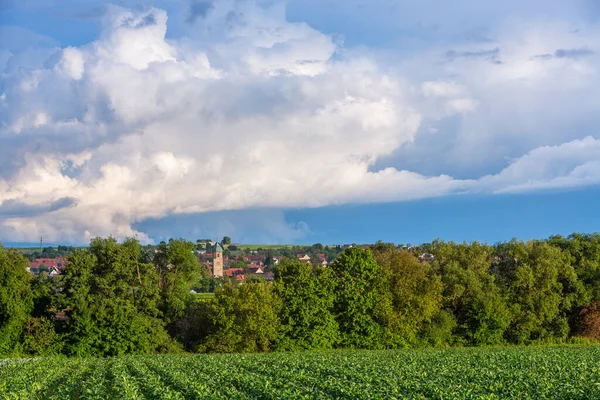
(1, 346), (599, 399)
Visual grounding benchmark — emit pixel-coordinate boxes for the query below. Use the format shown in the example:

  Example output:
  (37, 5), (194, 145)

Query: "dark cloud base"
(0, 197), (77, 218)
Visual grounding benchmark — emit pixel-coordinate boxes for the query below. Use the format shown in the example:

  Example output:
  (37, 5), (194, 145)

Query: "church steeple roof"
(214, 242), (224, 253)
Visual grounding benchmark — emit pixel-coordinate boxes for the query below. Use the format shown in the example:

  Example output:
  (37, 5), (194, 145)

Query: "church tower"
(213, 242), (224, 277)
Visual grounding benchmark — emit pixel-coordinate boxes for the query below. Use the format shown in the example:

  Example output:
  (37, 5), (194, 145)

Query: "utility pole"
(40, 236), (43, 252)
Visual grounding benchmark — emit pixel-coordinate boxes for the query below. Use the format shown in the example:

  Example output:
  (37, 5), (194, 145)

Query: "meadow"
(1, 345), (599, 399)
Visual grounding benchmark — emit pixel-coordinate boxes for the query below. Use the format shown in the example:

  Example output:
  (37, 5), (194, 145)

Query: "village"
(23, 240), (437, 288)
(24, 242), (338, 282)
(195, 242), (331, 283)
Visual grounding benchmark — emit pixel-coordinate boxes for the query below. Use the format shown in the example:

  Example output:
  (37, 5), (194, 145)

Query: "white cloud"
(55, 47), (85, 80)
(374, 17), (600, 178)
(1, 1), (599, 243)
(0, 4), (427, 243)
(481, 136), (600, 193)
(421, 81), (478, 117)
(97, 6), (176, 70)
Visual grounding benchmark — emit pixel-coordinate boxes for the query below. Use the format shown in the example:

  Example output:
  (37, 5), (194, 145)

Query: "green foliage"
(199, 283), (282, 353)
(549, 233), (600, 301)
(0, 246), (33, 356)
(22, 245), (77, 261)
(4, 233), (600, 356)
(330, 247), (387, 348)
(193, 276), (231, 293)
(29, 272), (55, 318)
(494, 240), (580, 343)
(22, 317), (61, 356)
(154, 239), (205, 327)
(420, 309), (458, 347)
(431, 240), (511, 345)
(58, 237), (175, 357)
(372, 243), (443, 347)
(246, 274), (266, 283)
(275, 259), (339, 350)
(2, 346), (600, 398)
(229, 259), (248, 273)
(173, 296), (214, 352)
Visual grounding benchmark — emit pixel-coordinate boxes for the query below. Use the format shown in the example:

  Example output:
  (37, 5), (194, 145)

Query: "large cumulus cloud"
(374, 16), (600, 178)
(0, 0), (599, 243)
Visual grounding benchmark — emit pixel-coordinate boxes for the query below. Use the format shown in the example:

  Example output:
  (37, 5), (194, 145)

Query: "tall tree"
(59, 238), (174, 356)
(431, 240), (511, 345)
(495, 240), (582, 343)
(200, 283), (282, 353)
(548, 233), (599, 302)
(0, 246), (33, 355)
(330, 247), (388, 349)
(154, 239), (205, 329)
(275, 259), (339, 350)
(372, 243), (443, 347)
(22, 272), (61, 355)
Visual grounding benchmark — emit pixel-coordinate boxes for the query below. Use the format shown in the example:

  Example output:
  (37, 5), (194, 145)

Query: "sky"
(1, 0), (600, 246)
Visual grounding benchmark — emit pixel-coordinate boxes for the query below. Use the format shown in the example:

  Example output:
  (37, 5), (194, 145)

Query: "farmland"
(2, 346), (600, 399)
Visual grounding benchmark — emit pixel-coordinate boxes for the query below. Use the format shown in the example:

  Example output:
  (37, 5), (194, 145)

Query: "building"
(27, 257), (67, 276)
(223, 268), (244, 277)
(418, 252), (435, 263)
(248, 266), (264, 274)
(28, 257), (66, 270)
(263, 272), (275, 281)
(315, 254), (328, 266)
(213, 243), (224, 277)
(297, 254), (311, 263)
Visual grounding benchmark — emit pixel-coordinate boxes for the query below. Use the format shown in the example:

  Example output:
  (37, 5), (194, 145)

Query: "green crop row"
(1, 346), (599, 399)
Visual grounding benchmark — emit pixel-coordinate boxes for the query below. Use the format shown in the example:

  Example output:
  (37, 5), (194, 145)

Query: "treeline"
(1, 234), (600, 357)
(23, 245), (78, 261)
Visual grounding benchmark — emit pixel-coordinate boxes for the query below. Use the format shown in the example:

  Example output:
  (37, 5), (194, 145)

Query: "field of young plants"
(1, 346), (599, 399)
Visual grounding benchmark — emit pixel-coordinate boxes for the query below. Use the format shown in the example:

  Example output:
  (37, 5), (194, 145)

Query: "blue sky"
(1, 0), (600, 246)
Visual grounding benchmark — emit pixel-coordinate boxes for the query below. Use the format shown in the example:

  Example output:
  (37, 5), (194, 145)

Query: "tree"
(420, 309), (457, 347)
(174, 298), (214, 352)
(246, 274), (266, 284)
(230, 260), (248, 273)
(30, 272), (56, 319)
(154, 239), (205, 328)
(575, 301), (600, 341)
(221, 236), (232, 245)
(495, 240), (581, 343)
(330, 247), (388, 348)
(275, 259), (339, 350)
(548, 233), (599, 305)
(22, 317), (60, 356)
(0, 246), (33, 355)
(42, 247), (58, 258)
(431, 240), (511, 345)
(59, 237), (175, 356)
(372, 243), (443, 347)
(311, 243), (324, 252)
(199, 283), (281, 353)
